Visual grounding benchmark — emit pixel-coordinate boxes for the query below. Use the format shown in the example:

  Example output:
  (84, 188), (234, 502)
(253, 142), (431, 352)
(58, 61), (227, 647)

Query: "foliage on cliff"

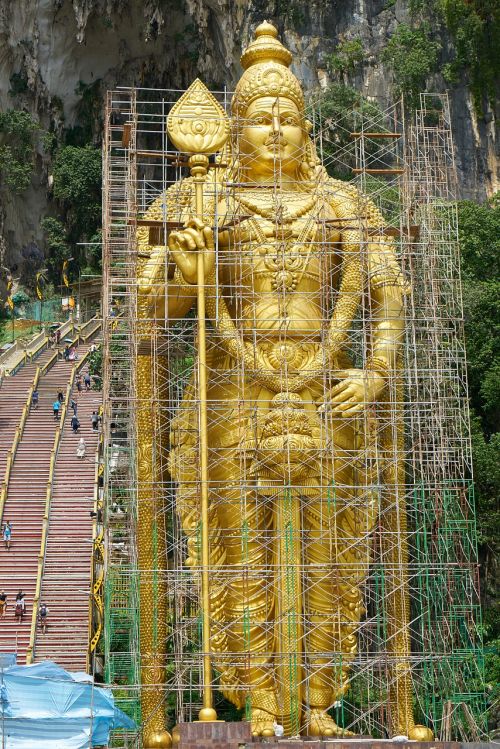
(457, 197), (500, 694)
(0, 110), (40, 193)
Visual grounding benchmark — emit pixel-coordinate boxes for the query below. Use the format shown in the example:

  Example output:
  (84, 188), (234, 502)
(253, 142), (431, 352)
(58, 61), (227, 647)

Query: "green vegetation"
(457, 197), (500, 701)
(42, 144), (102, 285)
(438, 0), (499, 113)
(0, 109), (40, 192)
(381, 23), (441, 108)
(327, 38), (364, 77)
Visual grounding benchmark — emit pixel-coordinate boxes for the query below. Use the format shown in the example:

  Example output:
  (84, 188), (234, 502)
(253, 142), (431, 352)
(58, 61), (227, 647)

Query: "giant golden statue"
(136, 21), (432, 746)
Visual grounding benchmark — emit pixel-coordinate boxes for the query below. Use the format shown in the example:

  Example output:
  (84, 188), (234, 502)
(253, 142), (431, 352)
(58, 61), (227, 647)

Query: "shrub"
(381, 23), (441, 108)
(0, 110), (40, 192)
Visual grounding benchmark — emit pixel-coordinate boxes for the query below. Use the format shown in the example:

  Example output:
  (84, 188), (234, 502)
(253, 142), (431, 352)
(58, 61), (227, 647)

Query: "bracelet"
(366, 356), (392, 374)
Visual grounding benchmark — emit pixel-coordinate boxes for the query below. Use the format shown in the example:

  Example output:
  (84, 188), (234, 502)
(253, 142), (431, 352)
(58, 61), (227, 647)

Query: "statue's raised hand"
(168, 217), (215, 285)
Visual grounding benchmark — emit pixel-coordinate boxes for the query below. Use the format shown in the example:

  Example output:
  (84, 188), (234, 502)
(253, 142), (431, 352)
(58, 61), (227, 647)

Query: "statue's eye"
(251, 116), (266, 125)
(283, 116), (299, 125)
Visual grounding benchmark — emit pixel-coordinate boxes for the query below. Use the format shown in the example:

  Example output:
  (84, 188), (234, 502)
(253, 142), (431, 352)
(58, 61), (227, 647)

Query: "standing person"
(69, 346), (76, 361)
(39, 602), (49, 634)
(31, 389), (39, 409)
(57, 390), (64, 403)
(3, 521), (12, 550)
(55, 329), (61, 345)
(63, 345), (70, 361)
(91, 411), (99, 432)
(76, 375), (83, 393)
(84, 371), (92, 391)
(76, 437), (86, 459)
(71, 415), (80, 434)
(70, 398), (78, 416)
(0, 591), (7, 617)
(14, 591), (25, 623)
(53, 399), (61, 420)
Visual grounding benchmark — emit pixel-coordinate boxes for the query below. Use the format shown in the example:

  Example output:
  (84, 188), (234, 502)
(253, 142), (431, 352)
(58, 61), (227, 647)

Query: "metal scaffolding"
(101, 87), (486, 745)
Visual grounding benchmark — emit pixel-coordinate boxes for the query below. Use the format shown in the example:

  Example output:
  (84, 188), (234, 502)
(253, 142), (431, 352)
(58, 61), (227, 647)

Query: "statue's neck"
(239, 170), (303, 192)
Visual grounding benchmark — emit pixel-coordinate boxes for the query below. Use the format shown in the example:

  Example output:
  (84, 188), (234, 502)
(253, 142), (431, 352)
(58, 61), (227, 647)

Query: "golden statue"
(136, 21), (433, 745)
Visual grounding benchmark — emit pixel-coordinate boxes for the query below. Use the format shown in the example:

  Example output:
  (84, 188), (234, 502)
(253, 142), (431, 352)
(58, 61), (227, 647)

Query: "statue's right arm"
(138, 244), (196, 320)
(136, 182), (199, 321)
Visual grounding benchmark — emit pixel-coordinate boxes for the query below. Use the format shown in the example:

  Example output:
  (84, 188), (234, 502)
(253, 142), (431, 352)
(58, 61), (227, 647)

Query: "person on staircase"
(3, 521), (12, 550)
(91, 411), (99, 432)
(31, 389), (39, 410)
(71, 414), (81, 434)
(0, 591), (7, 617)
(57, 390), (64, 404)
(84, 371), (92, 391)
(14, 591), (25, 623)
(76, 437), (86, 459)
(53, 399), (61, 420)
(70, 398), (78, 416)
(39, 602), (49, 634)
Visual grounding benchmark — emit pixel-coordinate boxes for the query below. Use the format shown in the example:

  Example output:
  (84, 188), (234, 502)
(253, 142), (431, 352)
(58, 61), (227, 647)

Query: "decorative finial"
(241, 20), (292, 70)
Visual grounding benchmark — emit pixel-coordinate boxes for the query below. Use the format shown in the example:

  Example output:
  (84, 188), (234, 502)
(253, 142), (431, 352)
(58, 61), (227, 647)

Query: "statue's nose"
(271, 112), (281, 133)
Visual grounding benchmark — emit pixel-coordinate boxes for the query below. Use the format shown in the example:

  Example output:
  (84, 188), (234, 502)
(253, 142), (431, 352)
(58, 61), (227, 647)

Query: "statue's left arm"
(326, 185), (406, 417)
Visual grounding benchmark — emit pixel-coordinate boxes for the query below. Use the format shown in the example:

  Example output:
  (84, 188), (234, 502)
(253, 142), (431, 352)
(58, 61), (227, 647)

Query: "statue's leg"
(215, 481), (277, 735)
(303, 419), (376, 737)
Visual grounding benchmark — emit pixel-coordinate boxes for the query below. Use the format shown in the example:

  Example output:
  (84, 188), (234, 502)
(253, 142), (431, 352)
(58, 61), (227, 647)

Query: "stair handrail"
(26, 349), (92, 664)
(0, 365), (42, 525)
(87, 431), (104, 673)
(79, 315), (101, 344)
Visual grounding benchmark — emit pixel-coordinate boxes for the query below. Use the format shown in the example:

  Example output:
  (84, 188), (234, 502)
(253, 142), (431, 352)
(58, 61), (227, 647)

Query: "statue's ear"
(304, 119), (313, 134)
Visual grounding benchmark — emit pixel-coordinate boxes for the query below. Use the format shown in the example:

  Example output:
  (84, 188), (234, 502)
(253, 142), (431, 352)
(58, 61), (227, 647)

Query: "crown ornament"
(232, 21), (304, 118)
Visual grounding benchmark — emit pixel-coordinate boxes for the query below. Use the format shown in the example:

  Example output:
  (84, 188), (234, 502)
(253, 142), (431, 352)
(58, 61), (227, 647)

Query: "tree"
(0, 110), (40, 193)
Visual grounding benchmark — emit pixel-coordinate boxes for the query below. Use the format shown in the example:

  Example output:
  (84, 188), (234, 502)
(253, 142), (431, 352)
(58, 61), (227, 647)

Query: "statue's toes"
(251, 709), (275, 738)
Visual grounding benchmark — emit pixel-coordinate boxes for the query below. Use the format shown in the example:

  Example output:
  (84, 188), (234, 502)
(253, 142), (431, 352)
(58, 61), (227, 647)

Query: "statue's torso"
(218, 192), (340, 340)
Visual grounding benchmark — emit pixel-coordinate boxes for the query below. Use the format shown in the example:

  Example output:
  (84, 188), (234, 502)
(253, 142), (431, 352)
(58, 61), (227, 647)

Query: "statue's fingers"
(167, 231), (179, 250)
(329, 379), (350, 396)
(186, 216), (205, 231)
(176, 235), (190, 251)
(203, 226), (215, 250)
(183, 227), (205, 249)
(341, 403), (364, 417)
(182, 233), (198, 251)
(332, 398), (357, 413)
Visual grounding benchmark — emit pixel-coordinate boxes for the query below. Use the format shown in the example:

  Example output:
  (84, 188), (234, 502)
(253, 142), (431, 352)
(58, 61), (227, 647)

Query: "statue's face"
(237, 96), (307, 179)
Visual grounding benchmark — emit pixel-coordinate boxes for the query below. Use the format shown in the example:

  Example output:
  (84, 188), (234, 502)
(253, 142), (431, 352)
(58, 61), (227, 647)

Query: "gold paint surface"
(135, 20), (424, 739)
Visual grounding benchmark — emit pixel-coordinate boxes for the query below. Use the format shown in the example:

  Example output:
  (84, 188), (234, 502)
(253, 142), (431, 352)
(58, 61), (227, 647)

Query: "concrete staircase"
(0, 345), (100, 665)
(0, 349), (54, 479)
(34, 385), (101, 671)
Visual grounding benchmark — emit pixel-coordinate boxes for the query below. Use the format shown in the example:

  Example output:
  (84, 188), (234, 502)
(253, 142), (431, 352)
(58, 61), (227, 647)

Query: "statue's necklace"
(235, 191), (316, 223)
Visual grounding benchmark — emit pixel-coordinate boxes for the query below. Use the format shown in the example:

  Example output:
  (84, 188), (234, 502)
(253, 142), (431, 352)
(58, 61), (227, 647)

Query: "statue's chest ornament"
(235, 194), (321, 292)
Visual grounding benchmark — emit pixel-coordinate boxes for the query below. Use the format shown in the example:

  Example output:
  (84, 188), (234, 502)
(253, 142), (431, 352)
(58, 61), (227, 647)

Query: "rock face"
(0, 0), (497, 270)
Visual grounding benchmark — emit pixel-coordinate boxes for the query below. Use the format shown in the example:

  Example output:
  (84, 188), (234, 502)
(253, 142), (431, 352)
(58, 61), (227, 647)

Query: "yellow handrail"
(87, 433), (104, 672)
(0, 366), (42, 525)
(26, 349), (92, 664)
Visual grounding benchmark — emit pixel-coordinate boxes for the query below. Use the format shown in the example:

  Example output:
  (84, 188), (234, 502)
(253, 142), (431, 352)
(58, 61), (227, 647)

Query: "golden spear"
(167, 79), (230, 722)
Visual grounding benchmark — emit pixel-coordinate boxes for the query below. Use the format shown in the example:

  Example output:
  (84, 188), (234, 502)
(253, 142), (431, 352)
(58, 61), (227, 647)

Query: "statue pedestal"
(174, 726), (468, 749)
(175, 720), (251, 747)
(247, 743), (461, 748)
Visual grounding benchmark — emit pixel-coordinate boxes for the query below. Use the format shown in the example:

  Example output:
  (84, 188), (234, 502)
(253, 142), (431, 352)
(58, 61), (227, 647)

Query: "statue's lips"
(264, 138), (287, 151)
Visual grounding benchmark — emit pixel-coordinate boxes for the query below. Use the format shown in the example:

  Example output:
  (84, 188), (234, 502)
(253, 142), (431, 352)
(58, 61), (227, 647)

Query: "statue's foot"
(251, 708), (276, 738)
(306, 708), (354, 737)
(408, 725), (434, 741)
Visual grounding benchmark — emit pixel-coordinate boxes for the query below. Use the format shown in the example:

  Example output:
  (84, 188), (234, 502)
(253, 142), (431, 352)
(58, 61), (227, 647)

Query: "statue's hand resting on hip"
(168, 217), (215, 285)
(320, 368), (386, 417)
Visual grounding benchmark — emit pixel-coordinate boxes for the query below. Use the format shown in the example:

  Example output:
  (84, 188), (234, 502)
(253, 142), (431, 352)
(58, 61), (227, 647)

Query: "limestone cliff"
(0, 0), (497, 273)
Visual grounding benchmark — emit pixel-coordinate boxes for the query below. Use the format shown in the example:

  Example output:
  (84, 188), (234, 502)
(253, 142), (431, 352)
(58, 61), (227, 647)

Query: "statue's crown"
(232, 21), (304, 118)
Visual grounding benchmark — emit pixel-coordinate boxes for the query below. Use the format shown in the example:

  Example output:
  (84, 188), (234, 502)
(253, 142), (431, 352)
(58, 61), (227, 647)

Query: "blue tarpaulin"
(0, 660), (135, 748)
